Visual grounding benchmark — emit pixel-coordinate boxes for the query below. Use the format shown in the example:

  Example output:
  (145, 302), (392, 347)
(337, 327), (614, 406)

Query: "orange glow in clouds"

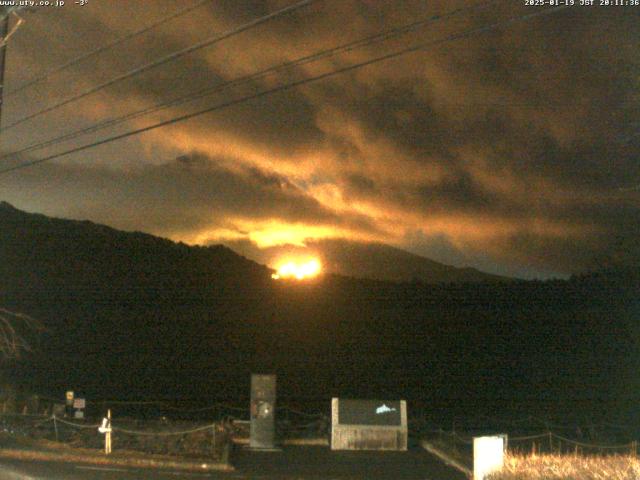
(271, 258), (322, 280)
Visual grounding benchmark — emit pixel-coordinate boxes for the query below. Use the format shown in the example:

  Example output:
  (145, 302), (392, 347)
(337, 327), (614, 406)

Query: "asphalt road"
(0, 445), (467, 479)
(0, 460), (229, 479)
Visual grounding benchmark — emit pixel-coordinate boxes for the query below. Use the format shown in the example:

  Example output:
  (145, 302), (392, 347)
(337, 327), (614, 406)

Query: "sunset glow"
(271, 258), (322, 280)
(1, 1), (634, 280)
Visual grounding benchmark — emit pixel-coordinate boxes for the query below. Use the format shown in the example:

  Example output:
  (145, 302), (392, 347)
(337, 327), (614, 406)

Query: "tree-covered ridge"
(0, 201), (637, 425)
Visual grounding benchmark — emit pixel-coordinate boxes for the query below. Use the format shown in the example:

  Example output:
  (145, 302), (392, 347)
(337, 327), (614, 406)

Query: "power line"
(0, 0), (317, 133)
(0, 4), (571, 176)
(0, 1), (496, 162)
(5, 0), (216, 97)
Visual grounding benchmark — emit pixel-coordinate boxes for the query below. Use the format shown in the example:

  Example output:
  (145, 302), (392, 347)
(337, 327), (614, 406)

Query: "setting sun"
(271, 259), (322, 280)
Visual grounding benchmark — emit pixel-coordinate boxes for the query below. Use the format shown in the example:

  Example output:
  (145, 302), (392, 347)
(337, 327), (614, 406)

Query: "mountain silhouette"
(225, 238), (512, 283)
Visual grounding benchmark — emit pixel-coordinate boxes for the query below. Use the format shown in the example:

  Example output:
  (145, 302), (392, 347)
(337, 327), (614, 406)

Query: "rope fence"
(52, 416), (101, 429)
(113, 422), (218, 437)
(4, 396), (639, 457)
(420, 426), (640, 456)
(408, 412), (640, 432)
(0, 410), (230, 460)
(41, 416), (640, 455)
(551, 433), (635, 451)
(26, 397), (640, 432)
(509, 432), (550, 441)
(38, 397), (324, 418)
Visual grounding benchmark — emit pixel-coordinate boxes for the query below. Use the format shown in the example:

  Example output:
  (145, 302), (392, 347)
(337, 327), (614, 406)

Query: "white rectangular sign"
(474, 435), (505, 480)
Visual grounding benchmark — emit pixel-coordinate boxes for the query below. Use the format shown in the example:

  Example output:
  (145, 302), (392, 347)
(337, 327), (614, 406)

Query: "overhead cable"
(0, 0), (317, 132)
(0, 1), (495, 162)
(0, 4), (571, 175)
(6, 0), (216, 95)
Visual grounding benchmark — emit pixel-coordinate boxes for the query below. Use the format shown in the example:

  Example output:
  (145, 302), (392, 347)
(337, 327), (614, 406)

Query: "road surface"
(0, 445), (467, 479)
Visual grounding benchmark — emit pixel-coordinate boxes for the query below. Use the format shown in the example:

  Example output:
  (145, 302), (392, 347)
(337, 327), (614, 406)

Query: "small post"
(99, 409), (112, 454)
(53, 414), (59, 442)
(548, 432), (552, 452)
(212, 424), (217, 457)
(106, 409), (112, 454)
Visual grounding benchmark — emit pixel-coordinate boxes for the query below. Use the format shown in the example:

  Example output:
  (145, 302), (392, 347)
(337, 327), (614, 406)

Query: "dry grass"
(488, 453), (640, 480)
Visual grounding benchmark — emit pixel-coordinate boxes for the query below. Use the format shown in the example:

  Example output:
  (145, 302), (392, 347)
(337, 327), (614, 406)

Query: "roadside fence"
(0, 411), (230, 460)
(421, 427), (639, 457)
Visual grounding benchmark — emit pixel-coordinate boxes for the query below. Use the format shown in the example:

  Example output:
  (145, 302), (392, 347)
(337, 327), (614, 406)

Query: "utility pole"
(0, 9), (10, 130)
(0, 7), (26, 135)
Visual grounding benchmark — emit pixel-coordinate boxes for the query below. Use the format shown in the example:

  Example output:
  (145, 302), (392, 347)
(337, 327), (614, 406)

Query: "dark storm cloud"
(294, 3), (640, 274)
(3, 1), (639, 276)
(344, 173), (378, 196)
(6, 0), (327, 156)
(0, 153), (381, 242)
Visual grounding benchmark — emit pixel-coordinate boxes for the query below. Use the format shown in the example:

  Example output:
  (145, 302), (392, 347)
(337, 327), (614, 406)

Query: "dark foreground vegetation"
(0, 412), (230, 462)
(0, 201), (638, 430)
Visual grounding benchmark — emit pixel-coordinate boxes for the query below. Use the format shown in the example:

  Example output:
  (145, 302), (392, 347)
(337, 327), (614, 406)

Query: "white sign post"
(474, 435), (506, 480)
(98, 409), (112, 454)
(73, 398), (86, 419)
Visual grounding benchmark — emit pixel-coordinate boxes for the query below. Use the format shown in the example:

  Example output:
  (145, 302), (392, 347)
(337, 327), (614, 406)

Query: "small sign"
(375, 404), (397, 415)
(73, 398), (85, 409)
(65, 391), (74, 404)
(74, 410), (84, 419)
(338, 399), (402, 426)
(98, 416), (112, 433)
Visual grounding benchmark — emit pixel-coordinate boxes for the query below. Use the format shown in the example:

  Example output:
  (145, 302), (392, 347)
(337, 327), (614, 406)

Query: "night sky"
(0, 0), (638, 279)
